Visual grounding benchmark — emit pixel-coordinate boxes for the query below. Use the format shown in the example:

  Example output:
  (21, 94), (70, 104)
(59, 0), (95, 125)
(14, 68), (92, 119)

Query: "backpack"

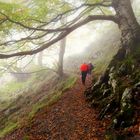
(88, 63), (94, 70)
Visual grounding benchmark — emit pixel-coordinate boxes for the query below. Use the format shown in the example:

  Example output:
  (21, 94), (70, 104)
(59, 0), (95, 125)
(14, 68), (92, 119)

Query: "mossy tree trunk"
(85, 0), (140, 130)
(109, 0), (140, 65)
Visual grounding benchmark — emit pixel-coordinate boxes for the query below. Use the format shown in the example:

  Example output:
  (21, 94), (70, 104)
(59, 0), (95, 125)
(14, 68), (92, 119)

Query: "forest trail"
(3, 75), (110, 140)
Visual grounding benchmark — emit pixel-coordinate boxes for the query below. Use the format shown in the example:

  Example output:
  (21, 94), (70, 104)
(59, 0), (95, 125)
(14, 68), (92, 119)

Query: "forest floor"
(2, 75), (140, 140)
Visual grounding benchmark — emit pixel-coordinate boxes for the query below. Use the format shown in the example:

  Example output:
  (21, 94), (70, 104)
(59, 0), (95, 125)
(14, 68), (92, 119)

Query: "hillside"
(0, 71), (77, 139)
(0, 23), (139, 140)
(2, 77), (140, 140)
(0, 0), (140, 140)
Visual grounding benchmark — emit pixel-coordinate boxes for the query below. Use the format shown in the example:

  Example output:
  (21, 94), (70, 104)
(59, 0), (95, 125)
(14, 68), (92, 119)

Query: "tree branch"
(0, 1), (112, 32)
(0, 6), (94, 46)
(0, 32), (48, 46)
(0, 15), (117, 59)
(0, 18), (7, 25)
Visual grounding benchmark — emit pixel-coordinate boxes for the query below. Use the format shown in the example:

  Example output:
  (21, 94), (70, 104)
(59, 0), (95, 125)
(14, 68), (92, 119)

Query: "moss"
(0, 81), (26, 100)
(28, 91), (62, 119)
(0, 74), (77, 138)
(133, 43), (140, 59)
(28, 76), (77, 120)
(105, 132), (128, 140)
(132, 70), (140, 83)
(62, 77), (77, 92)
(23, 135), (30, 140)
(0, 122), (19, 138)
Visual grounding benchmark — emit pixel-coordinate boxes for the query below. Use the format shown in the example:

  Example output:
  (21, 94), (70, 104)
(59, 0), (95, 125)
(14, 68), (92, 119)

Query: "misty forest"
(0, 0), (140, 139)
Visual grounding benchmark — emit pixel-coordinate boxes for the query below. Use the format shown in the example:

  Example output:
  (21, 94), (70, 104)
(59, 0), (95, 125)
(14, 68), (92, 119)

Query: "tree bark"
(107, 0), (140, 67)
(38, 51), (43, 66)
(85, 0), (140, 130)
(113, 0), (140, 50)
(58, 37), (66, 77)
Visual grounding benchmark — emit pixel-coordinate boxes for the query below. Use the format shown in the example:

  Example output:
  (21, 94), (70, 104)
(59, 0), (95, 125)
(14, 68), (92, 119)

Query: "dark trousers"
(81, 71), (87, 85)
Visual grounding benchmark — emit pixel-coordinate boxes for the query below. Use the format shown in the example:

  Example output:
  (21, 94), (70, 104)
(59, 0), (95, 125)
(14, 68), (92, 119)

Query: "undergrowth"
(0, 74), (77, 138)
(28, 76), (77, 119)
(0, 122), (19, 138)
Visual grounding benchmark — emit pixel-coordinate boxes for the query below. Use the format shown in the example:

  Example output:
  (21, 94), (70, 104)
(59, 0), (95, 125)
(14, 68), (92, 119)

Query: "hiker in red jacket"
(80, 63), (88, 85)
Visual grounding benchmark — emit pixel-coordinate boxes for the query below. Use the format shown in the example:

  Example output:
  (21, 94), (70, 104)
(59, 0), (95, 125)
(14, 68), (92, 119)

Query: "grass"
(28, 91), (63, 119)
(0, 76), (77, 140)
(0, 81), (26, 100)
(0, 121), (19, 138)
(62, 76), (77, 92)
(23, 135), (30, 140)
(0, 70), (55, 110)
(28, 76), (77, 120)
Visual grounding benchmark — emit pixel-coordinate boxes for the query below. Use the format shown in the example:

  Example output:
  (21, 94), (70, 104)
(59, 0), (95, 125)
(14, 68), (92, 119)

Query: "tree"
(0, 0), (139, 59)
(0, 0), (140, 129)
(58, 16), (67, 77)
(58, 35), (66, 76)
(38, 51), (43, 66)
(111, 0), (140, 58)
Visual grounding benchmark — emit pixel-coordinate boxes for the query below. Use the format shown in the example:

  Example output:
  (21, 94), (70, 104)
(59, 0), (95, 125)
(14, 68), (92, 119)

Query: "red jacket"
(80, 63), (88, 72)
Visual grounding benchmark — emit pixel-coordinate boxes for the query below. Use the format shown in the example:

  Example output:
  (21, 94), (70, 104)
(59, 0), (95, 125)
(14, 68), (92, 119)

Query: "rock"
(118, 63), (127, 76)
(108, 72), (117, 93)
(121, 88), (132, 103)
(132, 83), (140, 105)
(135, 82), (140, 88)
(102, 89), (111, 97)
(112, 88), (135, 129)
(98, 69), (110, 84)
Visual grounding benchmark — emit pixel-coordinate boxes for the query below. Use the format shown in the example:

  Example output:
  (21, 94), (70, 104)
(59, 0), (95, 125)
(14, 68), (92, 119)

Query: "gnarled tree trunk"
(58, 17), (67, 77)
(85, 0), (140, 131)
(113, 0), (140, 54)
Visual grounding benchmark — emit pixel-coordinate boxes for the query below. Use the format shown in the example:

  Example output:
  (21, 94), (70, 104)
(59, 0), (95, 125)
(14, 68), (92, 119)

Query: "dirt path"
(3, 76), (110, 140)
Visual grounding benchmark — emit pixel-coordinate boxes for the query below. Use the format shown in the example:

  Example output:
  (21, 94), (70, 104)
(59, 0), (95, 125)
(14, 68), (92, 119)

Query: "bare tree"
(58, 17), (67, 77)
(58, 37), (66, 76)
(38, 51), (43, 67)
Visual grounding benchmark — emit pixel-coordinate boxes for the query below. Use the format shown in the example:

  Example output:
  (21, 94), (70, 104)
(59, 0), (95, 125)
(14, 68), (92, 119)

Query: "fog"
(0, 0), (139, 91)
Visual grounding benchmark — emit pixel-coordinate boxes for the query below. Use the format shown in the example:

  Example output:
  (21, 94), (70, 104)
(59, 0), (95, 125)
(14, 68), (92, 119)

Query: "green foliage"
(0, 1), (30, 31)
(0, 0), (71, 36)
(19, 0), (72, 21)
